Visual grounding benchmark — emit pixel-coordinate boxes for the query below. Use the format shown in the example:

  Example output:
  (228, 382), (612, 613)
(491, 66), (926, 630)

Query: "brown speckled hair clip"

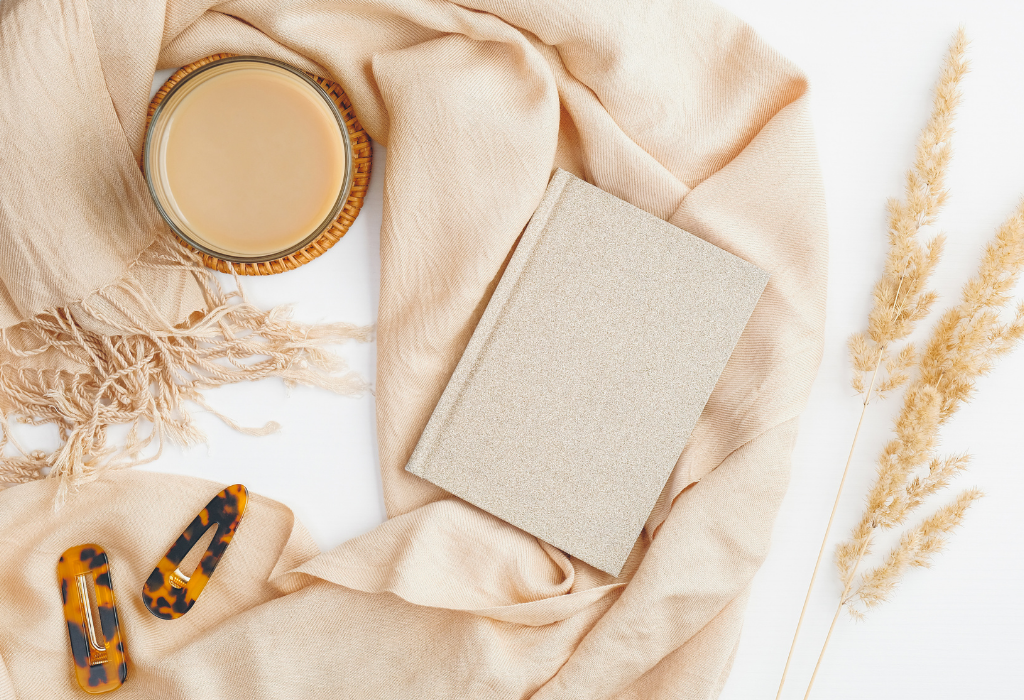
(142, 484), (248, 621)
(57, 544), (128, 694)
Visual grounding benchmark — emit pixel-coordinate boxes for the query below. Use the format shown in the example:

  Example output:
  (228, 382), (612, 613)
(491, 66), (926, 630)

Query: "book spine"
(405, 169), (573, 477)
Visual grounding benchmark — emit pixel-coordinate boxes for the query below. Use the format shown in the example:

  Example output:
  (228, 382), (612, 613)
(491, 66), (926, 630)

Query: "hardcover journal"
(406, 170), (769, 575)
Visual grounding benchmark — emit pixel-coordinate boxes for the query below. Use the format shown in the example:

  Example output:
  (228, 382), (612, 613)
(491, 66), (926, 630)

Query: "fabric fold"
(287, 498), (626, 626)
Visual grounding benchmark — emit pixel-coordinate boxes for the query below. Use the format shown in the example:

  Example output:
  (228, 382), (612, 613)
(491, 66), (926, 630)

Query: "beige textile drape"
(0, 0), (828, 697)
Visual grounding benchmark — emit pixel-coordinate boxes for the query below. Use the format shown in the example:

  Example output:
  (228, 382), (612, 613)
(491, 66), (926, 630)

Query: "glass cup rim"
(143, 55), (355, 264)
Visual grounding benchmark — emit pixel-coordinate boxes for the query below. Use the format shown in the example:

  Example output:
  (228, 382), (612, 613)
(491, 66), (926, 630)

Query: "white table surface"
(140, 2), (1024, 697)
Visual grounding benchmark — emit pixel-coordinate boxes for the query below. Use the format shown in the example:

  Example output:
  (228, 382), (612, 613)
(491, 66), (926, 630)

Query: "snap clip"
(142, 484), (248, 620)
(57, 544), (128, 694)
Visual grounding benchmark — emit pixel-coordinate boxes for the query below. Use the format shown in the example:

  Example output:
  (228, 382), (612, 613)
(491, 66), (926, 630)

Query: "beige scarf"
(0, 0), (827, 697)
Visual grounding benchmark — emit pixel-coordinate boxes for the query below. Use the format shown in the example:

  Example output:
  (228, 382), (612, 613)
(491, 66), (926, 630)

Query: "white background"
(137, 2), (1024, 698)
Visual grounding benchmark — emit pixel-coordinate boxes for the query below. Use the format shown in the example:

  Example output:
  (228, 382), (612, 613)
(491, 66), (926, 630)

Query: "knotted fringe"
(0, 238), (372, 505)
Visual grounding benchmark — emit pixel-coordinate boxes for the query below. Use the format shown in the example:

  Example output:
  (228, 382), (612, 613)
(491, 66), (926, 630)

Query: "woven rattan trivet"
(145, 53), (372, 276)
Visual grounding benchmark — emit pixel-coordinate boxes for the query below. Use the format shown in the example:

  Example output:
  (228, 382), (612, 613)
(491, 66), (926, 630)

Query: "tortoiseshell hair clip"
(57, 544), (128, 694)
(142, 484), (248, 620)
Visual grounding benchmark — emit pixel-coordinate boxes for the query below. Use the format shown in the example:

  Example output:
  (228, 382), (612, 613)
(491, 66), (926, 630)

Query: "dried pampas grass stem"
(796, 29), (1024, 698)
(775, 27), (968, 700)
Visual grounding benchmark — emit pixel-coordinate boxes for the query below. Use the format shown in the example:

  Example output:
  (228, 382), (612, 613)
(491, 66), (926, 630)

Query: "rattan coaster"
(145, 53), (372, 276)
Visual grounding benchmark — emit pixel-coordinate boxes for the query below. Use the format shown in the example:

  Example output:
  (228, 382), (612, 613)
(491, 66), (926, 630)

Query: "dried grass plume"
(776, 30), (973, 700)
(789, 28), (1024, 700)
(837, 198), (1024, 618)
(849, 28), (969, 399)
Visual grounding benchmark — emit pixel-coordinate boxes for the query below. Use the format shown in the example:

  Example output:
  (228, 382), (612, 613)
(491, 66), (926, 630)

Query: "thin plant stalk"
(802, 535), (872, 700)
(774, 363), (880, 700)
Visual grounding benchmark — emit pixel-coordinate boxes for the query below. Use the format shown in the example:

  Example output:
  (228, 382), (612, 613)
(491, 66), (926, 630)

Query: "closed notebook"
(406, 170), (769, 575)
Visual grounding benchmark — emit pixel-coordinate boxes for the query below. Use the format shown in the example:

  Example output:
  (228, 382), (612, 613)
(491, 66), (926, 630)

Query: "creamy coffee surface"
(162, 65), (346, 257)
